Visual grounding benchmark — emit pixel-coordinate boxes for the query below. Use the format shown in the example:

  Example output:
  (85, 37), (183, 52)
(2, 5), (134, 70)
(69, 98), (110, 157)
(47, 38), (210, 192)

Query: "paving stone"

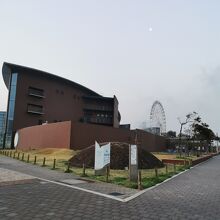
(1, 155), (220, 219)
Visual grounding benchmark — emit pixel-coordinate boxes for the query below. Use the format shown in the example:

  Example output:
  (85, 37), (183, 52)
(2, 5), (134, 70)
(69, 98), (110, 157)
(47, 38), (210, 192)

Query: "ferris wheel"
(150, 101), (166, 134)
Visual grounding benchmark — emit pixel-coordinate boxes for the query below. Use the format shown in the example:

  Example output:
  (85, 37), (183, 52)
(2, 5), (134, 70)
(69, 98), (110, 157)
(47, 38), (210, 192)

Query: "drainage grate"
(108, 192), (124, 196)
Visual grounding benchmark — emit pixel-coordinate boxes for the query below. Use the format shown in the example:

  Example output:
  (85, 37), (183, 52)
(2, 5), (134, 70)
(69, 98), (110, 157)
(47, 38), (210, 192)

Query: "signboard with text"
(129, 144), (138, 182)
(130, 145), (137, 165)
(94, 142), (111, 170)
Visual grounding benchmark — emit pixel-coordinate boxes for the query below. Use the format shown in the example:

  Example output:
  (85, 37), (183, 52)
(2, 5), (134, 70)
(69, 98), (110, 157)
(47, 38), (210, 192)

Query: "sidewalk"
(0, 156), (138, 200)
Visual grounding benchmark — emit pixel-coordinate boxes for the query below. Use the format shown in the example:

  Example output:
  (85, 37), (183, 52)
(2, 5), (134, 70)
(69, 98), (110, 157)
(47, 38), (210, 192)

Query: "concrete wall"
(137, 129), (167, 152)
(70, 122), (167, 152)
(71, 122), (132, 150)
(16, 121), (167, 152)
(16, 121), (71, 150)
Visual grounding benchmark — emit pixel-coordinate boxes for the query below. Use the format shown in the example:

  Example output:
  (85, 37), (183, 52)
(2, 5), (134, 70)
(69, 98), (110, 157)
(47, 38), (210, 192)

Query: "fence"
(0, 149), (190, 189)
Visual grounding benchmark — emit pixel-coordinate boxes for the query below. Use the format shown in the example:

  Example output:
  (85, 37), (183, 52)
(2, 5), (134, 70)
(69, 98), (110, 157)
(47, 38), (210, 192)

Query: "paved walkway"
(0, 156), (138, 200)
(0, 155), (220, 219)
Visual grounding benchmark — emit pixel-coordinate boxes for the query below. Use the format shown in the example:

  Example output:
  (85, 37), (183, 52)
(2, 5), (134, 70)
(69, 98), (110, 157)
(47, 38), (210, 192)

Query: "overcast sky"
(0, 0), (220, 134)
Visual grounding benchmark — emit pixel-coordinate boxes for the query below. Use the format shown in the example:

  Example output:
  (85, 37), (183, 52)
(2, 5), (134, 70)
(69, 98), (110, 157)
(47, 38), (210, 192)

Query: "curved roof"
(2, 62), (100, 96)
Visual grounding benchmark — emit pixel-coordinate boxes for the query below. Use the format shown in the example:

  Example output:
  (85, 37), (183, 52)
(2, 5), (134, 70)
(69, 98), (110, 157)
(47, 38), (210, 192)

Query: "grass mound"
(69, 142), (164, 169)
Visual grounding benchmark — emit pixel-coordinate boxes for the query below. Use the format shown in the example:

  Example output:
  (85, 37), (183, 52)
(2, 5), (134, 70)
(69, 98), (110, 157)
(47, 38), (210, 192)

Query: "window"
(28, 87), (44, 98)
(27, 104), (44, 115)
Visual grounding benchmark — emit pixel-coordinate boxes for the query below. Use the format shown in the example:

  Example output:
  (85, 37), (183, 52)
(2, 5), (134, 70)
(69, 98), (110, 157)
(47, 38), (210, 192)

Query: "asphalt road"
(0, 155), (220, 220)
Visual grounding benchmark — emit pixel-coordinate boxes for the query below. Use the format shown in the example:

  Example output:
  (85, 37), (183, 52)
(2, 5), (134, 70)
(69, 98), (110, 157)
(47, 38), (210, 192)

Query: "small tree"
(183, 127), (194, 156)
(177, 112), (197, 157)
(192, 119), (215, 153)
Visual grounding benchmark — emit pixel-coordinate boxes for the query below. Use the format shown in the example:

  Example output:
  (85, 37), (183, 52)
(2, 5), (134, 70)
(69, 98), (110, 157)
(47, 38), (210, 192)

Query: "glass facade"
(0, 112), (6, 148)
(5, 73), (18, 148)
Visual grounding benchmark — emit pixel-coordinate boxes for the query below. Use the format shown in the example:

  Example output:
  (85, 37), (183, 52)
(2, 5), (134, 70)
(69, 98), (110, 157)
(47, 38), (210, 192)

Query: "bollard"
(27, 154), (30, 163)
(17, 152), (20, 160)
(66, 161), (71, 173)
(106, 165), (110, 183)
(22, 153), (24, 161)
(155, 168), (158, 178)
(138, 170), (142, 190)
(82, 163), (86, 176)
(53, 159), (56, 169)
(7, 151), (9, 156)
(10, 151), (12, 157)
(174, 164), (176, 173)
(13, 152), (16, 158)
(165, 164), (168, 174)
(42, 157), (46, 166)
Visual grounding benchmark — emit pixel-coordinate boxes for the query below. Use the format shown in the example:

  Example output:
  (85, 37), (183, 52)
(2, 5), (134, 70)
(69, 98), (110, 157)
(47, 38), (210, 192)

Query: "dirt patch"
(69, 142), (164, 169)
(153, 153), (177, 161)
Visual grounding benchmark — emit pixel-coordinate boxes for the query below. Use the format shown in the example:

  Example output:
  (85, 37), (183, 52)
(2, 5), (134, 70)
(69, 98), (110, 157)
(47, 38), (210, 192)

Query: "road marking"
(36, 177), (125, 202)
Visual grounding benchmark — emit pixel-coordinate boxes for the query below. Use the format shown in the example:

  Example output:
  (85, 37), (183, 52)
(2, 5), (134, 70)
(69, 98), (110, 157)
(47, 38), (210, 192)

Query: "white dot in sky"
(149, 27), (153, 32)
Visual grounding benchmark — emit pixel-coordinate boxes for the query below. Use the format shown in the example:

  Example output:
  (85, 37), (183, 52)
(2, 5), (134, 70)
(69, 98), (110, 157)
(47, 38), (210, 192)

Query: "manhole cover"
(108, 192), (124, 196)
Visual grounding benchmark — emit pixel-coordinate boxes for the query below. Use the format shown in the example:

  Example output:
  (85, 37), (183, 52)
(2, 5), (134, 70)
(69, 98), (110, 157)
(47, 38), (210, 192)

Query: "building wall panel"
(16, 121), (71, 150)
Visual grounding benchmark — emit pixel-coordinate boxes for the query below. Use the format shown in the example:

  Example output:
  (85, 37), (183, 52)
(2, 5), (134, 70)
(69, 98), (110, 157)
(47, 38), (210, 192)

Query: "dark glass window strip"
(5, 73), (18, 148)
